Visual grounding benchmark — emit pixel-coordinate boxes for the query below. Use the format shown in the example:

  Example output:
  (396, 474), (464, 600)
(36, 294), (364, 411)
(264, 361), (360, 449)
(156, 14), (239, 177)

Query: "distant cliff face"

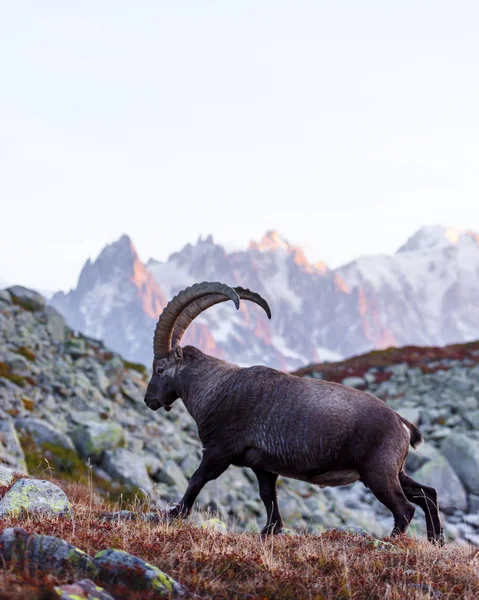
(51, 226), (479, 369)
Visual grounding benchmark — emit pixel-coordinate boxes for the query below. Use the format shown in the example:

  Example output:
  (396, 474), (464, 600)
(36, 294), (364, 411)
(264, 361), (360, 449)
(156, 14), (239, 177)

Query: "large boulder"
(71, 420), (125, 461)
(413, 453), (467, 514)
(94, 548), (184, 595)
(441, 434), (479, 495)
(0, 478), (72, 518)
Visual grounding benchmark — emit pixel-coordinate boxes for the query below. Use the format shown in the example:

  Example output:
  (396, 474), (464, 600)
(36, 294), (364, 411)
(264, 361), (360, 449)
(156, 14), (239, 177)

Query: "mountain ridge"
(49, 225), (479, 369)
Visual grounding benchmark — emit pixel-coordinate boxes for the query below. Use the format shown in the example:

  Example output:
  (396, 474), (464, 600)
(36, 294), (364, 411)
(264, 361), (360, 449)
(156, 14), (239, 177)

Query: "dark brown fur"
(145, 346), (443, 543)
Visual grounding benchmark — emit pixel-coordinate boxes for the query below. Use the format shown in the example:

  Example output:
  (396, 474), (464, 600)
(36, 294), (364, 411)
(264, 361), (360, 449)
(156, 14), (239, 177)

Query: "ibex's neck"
(177, 346), (239, 423)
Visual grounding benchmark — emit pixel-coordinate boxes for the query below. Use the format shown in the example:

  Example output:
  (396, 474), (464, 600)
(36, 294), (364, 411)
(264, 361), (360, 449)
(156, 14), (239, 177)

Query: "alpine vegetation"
(144, 282), (443, 543)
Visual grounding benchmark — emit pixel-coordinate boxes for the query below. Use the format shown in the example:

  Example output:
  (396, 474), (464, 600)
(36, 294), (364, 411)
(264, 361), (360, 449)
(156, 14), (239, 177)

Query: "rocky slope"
(2, 285), (479, 546)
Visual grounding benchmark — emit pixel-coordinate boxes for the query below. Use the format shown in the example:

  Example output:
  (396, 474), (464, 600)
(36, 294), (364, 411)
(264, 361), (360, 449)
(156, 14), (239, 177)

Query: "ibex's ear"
(174, 346), (183, 363)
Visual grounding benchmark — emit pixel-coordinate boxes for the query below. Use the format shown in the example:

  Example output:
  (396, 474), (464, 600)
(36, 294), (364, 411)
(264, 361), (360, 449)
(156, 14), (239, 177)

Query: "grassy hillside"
(1, 479), (479, 599)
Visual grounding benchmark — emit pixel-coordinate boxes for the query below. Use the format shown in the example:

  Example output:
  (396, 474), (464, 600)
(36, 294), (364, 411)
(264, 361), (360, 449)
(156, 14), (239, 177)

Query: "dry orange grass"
(1, 480), (478, 599)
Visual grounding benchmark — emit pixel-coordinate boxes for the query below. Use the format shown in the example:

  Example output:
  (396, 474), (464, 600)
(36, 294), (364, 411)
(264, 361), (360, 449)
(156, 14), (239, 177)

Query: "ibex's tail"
(401, 417), (423, 450)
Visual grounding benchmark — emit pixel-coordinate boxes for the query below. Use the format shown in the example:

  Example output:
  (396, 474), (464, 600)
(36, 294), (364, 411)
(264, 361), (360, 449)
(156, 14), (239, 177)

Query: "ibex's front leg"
(168, 450), (230, 518)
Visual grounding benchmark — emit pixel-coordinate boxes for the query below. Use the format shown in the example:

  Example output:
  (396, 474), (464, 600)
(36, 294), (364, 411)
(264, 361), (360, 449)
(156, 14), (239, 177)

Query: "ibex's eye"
(156, 367), (165, 375)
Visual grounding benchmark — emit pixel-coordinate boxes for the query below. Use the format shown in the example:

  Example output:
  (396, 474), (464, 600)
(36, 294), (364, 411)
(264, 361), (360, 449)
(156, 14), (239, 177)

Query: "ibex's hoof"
(165, 504), (188, 519)
(260, 523), (283, 537)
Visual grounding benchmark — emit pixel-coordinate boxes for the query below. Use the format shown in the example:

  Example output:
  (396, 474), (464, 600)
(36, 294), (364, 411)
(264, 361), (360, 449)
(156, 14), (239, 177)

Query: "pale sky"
(2, 1), (479, 292)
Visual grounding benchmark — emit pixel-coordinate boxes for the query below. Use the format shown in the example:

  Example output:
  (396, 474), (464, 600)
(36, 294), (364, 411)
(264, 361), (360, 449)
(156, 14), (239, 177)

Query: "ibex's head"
(144, 281), (271, 412)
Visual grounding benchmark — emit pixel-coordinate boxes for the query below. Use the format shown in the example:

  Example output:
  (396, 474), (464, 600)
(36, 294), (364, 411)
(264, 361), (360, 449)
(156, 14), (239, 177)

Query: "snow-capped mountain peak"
(249, 230), (295, 253)
(396, 225), (469, 254)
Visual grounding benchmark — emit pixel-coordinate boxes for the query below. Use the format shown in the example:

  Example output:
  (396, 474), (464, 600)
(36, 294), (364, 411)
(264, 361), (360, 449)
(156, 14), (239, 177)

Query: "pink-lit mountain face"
(50, 227), (479, 370)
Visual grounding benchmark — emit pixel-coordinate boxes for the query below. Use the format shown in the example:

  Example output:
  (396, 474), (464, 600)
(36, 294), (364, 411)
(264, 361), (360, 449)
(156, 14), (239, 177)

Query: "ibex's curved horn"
(171, 286), (271, 349)
(154, 282), (239, 358)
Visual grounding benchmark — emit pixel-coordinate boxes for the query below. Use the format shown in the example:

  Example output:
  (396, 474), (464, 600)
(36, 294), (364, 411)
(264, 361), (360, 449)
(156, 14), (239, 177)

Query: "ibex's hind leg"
(360, 466), (415, 537)
(399, 471), (444, 544)
(253, 468), (283, 536)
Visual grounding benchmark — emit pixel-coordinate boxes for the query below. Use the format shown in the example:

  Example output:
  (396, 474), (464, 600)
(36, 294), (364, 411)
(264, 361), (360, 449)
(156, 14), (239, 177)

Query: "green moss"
(14, 347), (36, 362)
(18, 433), (89, 482)
(0, 362), (26, 387)
(122, 360), (147, 375)
(18, 433), (140, 504)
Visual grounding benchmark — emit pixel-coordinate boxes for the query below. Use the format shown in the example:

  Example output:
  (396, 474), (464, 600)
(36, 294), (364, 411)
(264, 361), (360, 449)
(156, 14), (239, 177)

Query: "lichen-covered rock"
(72, 420), (125, 461)
(0, 478), (72, 518)
(102, 448), (153, 495)
(0, 528), (96, 578)
(441, 434), (479, 495)
(54, 579), (115, 600)
(200, 517), (227, 533)
(370, 539), (402, 553)
(94, 548), (184, 595)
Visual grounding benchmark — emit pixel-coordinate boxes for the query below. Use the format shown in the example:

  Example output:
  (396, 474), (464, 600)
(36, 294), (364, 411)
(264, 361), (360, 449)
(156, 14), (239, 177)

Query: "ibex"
(144, 282), (443, 543)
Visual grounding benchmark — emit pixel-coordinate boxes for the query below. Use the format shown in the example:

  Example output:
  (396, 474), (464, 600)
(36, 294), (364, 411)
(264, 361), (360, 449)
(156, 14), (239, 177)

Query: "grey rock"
(341, 376), (365, 389)
(90, 364), (110, 394)
(121, 379), (145, 404)
(0, 290), (12, 304)
(16, 417), (75, 451)
(464, 410), (479, 430)
(102, 448), (153, 495)
(405, 442), (440, 473)
(397, 406), (420, 425)
(441, 434), (479, 495)
(7, 286), (45, 311)
(103, 356), (125, 386)
(414, 453), (467, 514)
(0, 419), (27, 472)
(468, 494), (479, 513)
(463, 513), (479, 527)
(5, 353), (30, 375)
(0, 464), (15, 487)
(93, 548), (184, 594)
(0, 478), (72, 517)
(155, 459), (188, 489)
(44, 306), (68, 344)
(71, 420), (125, 461)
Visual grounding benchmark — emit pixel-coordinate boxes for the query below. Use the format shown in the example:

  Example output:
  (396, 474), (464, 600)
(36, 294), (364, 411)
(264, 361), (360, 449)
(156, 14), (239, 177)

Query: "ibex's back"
(144, 281), (444, 544)
(179, 351), (412, 488)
